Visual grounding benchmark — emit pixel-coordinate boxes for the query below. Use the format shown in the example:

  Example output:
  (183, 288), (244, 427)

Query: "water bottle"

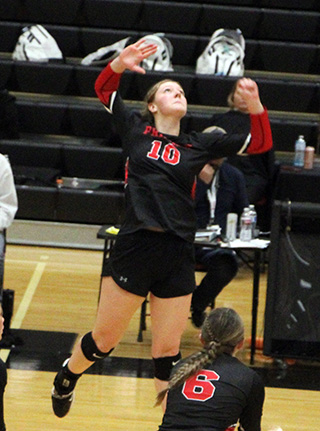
(293, 135), (306, 167)
(226, 213), (238, 241)
(249, 204), (257, 238)
(239, 207), (252, 241)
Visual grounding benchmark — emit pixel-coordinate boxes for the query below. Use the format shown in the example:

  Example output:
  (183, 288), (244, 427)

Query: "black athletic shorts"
(102, 230), (196, 298)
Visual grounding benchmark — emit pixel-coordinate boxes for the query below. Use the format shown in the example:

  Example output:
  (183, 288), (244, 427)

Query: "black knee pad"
(153, 352), (181, 381)
(81, 332), (113, 362)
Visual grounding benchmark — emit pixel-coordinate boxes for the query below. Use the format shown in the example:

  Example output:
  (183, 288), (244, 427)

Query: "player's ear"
(148, 103), (157, 113)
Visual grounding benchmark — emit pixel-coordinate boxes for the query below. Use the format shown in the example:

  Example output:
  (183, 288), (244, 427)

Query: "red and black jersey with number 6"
(158, 354), (265, 431)
(95, 64), (272, 243)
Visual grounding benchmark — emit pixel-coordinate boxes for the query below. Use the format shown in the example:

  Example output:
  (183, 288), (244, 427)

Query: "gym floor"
(1, 244), (319, 430)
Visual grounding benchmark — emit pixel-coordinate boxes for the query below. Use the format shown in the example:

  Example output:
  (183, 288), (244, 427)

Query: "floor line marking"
(0, 260), (47, 362)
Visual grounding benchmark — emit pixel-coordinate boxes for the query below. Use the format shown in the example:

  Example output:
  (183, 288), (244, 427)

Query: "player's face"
(150, 82), (187, 119)
(233, 84), (249, 112)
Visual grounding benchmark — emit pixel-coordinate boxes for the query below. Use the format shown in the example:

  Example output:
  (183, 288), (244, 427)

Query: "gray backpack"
(81, 33), (174, 71)
(137, 33), (174, 71)
(12, 25), (63, 62)
(196, 28), (245, 76)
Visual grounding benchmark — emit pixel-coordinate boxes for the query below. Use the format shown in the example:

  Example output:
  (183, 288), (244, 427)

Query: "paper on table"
(195, 226), (221, 242)
(221, 238), (270, 249)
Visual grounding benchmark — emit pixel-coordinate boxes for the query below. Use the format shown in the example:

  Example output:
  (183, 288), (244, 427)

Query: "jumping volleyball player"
(51, 39), (272, 417)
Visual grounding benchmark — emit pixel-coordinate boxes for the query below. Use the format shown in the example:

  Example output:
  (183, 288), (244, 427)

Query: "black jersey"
(158, 354), (265, 431)
(112, 95), (252, 242)
(95, 64), (272, 243)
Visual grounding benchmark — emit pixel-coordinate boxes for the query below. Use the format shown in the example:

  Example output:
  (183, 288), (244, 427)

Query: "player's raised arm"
(236, 78), (264, 115)
(236, 78), (273, 155)
(95, 40), (158, 106)
(110, 39), (158, 74)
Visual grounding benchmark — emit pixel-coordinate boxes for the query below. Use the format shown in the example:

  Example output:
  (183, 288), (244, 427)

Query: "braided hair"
(155, 308), (244, 406)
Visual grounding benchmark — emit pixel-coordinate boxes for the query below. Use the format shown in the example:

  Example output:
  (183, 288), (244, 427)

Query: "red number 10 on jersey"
(147, 140), (181, 165)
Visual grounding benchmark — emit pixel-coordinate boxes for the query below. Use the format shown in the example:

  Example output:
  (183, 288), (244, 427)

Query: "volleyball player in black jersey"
(51, 40), (272, 418)
(156, 307), (265, 431)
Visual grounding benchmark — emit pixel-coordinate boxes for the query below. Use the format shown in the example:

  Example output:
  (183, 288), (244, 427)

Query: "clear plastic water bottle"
(240, 207), (252, 241)
(249, 204), (257, 238)
(293, 135), (306, 167)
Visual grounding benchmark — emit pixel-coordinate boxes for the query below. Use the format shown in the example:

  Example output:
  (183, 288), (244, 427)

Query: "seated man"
(191, 157), (249, 327)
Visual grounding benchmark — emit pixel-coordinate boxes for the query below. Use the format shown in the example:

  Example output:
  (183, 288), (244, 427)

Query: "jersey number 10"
(147, 140), (181, 165)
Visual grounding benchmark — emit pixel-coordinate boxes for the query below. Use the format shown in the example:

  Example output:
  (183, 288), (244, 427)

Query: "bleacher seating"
(2, 60), (319, 114)
(1, 21), (320, 74)
(0, 0), (319, 225)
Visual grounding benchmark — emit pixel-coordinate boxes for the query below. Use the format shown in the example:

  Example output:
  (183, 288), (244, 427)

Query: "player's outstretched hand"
(237, 78), (264, 114)
(111, 39), (158, 74)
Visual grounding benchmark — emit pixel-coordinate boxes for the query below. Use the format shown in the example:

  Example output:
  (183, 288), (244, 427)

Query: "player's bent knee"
(153, 352), (181, 381)
(81, 332), (114, 362)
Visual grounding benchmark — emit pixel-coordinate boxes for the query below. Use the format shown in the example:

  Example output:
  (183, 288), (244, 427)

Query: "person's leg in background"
(191, 248), (238, 327)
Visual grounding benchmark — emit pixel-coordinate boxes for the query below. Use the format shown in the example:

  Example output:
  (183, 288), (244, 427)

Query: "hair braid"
(155, 340), (220, 406)
(155, 308), (244, 407)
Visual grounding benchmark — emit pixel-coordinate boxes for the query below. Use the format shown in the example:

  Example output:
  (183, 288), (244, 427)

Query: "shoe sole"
(51, 387), (74, 418)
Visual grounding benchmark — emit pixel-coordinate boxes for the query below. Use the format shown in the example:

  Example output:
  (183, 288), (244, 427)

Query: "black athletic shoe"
(51, 359), (78, 418)
(51, 387), (75, 418)
(191, 308), (206, 328)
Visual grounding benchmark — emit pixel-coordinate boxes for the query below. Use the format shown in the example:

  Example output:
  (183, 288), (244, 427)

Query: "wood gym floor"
(1, 244), (319, 431)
